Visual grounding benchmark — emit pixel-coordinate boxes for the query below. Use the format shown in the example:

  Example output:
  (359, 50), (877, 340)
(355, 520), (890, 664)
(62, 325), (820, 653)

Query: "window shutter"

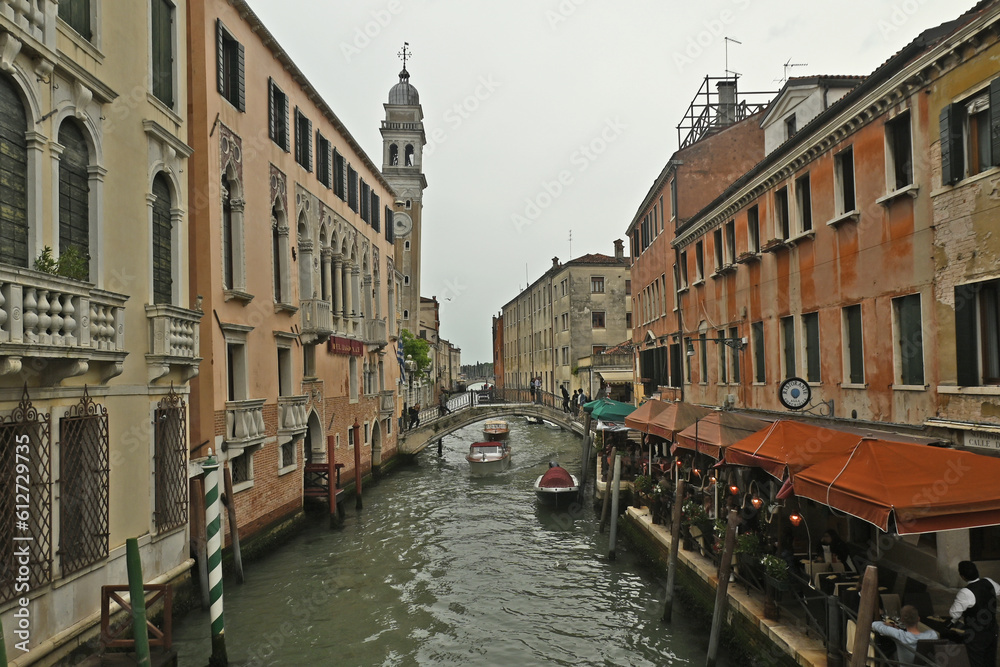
(955, 284), (979, 386)
(307, 118), (313, 172)
(940, 104), (962, 186)
(283, 94), (290, 152)
(268, 78), (276, 142)
(216, 19), (225, 95)
(236, 42), (245, 112)
(990, 77), (1000, 167)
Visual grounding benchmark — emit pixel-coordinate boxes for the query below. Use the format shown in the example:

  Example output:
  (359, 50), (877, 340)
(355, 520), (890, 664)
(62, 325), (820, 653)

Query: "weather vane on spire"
(397, 42), (411, 71)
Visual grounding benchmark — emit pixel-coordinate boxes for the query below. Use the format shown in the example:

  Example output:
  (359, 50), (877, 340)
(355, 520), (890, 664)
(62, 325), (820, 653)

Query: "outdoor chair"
(915, 639), (970, 667)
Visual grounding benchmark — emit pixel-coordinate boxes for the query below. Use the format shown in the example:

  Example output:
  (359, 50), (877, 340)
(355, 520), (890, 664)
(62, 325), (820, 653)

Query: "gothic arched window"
(58, 120), (91, 275)
(404, 144), (414, 166)
(389, 143), (398, 166)
(152, 173), (173, 304)
(0, 74), (28, 267)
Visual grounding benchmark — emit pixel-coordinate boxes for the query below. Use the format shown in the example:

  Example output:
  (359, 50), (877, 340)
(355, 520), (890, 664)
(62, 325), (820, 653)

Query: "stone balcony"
(364, 317), (387, 347)
(0, 1), (58, 68)
(277, 394), (308, 437)
(0, 266), (127, 383)
(300, 298), (333, 344)
(380, 390), (395, 416)
(224, 398), (266, 452)
(145, 303), (202, 383)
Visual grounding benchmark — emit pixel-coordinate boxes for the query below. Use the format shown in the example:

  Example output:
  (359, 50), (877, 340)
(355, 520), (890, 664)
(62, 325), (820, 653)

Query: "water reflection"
(173, 417), (730, 666)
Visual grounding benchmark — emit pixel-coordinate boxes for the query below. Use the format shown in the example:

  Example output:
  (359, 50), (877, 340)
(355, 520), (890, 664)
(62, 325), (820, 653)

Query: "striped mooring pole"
(203, 451), (229, 666)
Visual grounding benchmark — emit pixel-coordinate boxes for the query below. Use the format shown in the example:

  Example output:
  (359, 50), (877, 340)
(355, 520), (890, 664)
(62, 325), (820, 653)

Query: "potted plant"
(632, 474), (652, 508)
(760, 554), (790, 620)
(681, 500), (708, 551)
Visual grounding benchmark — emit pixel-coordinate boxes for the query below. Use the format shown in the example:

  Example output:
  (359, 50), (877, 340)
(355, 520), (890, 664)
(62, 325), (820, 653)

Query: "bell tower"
(380, 42), (427, 337)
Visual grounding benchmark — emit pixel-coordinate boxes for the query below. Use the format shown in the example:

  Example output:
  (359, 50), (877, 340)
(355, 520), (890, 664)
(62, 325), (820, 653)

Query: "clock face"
(778, 377), (811, 410)
(394, 212), (413, 238)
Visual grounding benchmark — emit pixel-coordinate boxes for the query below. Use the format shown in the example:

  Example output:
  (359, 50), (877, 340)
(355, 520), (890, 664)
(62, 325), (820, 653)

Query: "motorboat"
(467, 441), (512, 475)
(533, 462), (580, 507)
(483, 419), (509, 441)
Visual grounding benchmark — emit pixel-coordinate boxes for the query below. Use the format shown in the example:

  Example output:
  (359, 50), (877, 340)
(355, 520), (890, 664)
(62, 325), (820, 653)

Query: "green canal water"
(173, 418), (732, 666)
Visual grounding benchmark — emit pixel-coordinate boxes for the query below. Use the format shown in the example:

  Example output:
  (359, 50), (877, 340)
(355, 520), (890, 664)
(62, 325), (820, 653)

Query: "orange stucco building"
(186, 0), (400, 542)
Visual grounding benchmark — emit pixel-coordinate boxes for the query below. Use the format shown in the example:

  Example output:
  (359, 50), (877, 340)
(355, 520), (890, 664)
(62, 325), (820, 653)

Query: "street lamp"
(405, 354), (416, 402)
(687, 336), (748, 356)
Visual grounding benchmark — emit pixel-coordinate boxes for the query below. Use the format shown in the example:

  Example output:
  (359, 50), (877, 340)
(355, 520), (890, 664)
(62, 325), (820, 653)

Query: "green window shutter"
(955, 284), (979, 386)
(940, 104), (962, 185)
(216, 19), (225, 95)
(152, 175), (173, 304)
(283, 94), (290, 152)
(293, 107), (300, 162)
(307, 118), (313, 172)
(0, 74), (29, 267)
(268, 78), (275, 142)
(990, 77), (1000, 167)
(58, 121), (91, 274)
(236, 42), (245, 112)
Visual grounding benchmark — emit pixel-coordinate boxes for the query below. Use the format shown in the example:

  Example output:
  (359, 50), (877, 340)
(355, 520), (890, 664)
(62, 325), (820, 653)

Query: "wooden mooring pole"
(599, 447), (617, 533)
(850, 565), (880, 667)
(662, 477), (684, 623)
(706, 509), (740, 667)
(125, 538), (151, 667)
(189, 476), (210, 610)
(222, 467), (244, 584)
(608, 454), (622, 561)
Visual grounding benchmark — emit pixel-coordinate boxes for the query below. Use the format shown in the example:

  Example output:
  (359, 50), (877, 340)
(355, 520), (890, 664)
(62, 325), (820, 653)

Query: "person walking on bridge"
(561, 385), (571, 413)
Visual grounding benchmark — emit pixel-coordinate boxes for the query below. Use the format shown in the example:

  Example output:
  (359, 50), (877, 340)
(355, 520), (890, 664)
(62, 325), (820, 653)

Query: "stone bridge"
(398, 400), (584, 456)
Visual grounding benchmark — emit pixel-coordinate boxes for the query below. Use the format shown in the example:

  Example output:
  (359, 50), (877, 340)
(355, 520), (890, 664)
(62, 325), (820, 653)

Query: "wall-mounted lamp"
(687, 336), (748, 356)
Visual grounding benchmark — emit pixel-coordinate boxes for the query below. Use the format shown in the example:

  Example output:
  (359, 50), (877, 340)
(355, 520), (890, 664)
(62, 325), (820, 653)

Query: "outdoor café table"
(920, 615), (968, 644)
(839, 584), (889, 613)
(819, 571), (860, 596)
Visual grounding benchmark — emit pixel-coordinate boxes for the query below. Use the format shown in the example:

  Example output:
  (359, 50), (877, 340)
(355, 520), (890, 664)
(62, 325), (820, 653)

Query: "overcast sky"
(245, 0), (968, 363)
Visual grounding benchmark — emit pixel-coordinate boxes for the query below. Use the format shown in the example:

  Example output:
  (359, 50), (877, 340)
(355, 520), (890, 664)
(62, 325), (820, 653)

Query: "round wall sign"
(778, 377), (811, 410)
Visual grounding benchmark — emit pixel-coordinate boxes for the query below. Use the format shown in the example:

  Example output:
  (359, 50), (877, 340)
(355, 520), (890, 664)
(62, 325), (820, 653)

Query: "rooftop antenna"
(568, 230), (572, 258)
(397, 42), (411, 71)
(724, 37), (742, 79)
(776, 58), (807, 85)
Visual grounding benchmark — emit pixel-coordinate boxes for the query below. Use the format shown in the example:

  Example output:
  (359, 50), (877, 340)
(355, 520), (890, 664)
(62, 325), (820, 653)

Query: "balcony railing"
(364, 318), (387, 346)
(0, 266), (127, 379)
(593, 353), (633, 368)
(146, 304), (202, 382)
(277, 394), (308, 436)
(300, 298), (333, 343)
(0, 0), (57, 53)
(224, 399), (266, 451)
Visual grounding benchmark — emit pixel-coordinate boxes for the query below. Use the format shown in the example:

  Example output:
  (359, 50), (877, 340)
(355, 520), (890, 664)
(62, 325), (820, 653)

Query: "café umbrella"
(582, 398), (636, 423)
(624, 398), (671, 433)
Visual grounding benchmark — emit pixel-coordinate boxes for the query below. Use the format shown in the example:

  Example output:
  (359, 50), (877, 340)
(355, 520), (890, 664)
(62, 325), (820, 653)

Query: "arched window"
(404, 144), (414, 167)
(0, 75), (29, 268)
(389, 144), (398, 166)
(272, 210), (283, 303)
(152, 173), (173, 304)
(58, 121), (91, 274)
(222, 174), (234, 289)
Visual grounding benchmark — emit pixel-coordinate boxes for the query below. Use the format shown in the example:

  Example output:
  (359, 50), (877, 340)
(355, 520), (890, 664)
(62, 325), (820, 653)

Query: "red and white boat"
(533, 463), (579, 506)
(482, 419), (509, 441)
(466, 441), (512, 475)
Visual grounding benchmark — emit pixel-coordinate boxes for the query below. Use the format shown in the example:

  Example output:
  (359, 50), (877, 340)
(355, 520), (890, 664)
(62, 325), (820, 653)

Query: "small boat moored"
(466, 441), (512, 475)
(483, 419), (509, 441)
(525, 416), (545, 425)
(534, 462), (580, 507)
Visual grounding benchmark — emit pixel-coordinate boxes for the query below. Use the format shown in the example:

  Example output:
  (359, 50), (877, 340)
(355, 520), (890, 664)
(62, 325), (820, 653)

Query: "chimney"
(613, 239), (624, 262)
(552, 256), (560, 268)
(717, 80), (737, 127)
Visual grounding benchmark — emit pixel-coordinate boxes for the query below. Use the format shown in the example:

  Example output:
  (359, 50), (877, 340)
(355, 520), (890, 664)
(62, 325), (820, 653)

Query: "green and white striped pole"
(203, 451), (228, 666)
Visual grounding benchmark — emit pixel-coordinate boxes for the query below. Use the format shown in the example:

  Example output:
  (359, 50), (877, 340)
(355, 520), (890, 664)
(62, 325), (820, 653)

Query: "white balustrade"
(277, 395), (308, 435)
(146, 304), (201, 359)
(1, 0), (57, 51)
(225, 399), (267, 447)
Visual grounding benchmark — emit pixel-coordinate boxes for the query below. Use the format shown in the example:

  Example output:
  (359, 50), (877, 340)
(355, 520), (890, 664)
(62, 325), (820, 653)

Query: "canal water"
(173, 418), (731, 666)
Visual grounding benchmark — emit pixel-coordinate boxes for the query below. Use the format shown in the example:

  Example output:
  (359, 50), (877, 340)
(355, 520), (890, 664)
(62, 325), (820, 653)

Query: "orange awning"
(645, 402), (714, 441)
(791, 441), (1000, 535)
(674, 411), (769, 460)
(725, 420), (889, 480)
(624, 399), (670, 433)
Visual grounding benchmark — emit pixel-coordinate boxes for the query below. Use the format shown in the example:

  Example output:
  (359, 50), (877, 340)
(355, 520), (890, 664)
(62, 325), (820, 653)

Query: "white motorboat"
(467, 441), (512, 475)
(533, 462), (580, 507)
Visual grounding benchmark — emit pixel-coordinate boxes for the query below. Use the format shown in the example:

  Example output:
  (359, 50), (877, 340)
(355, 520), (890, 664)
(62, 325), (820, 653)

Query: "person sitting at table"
(949, 560), (1000, 667)
(872, 605), (939, 665)
(818, 529), (851, 567)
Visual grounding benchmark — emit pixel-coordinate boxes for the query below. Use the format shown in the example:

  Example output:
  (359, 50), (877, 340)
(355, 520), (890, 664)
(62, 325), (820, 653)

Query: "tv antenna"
(568, 230), (572, 258)
(724, 37), (742, 79)
(776, 58), (807, 85)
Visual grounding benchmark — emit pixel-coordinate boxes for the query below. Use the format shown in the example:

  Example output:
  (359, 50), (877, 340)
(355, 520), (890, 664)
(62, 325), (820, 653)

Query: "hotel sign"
(964, 430), (1000, 451)
(327, 337), (363, 356)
